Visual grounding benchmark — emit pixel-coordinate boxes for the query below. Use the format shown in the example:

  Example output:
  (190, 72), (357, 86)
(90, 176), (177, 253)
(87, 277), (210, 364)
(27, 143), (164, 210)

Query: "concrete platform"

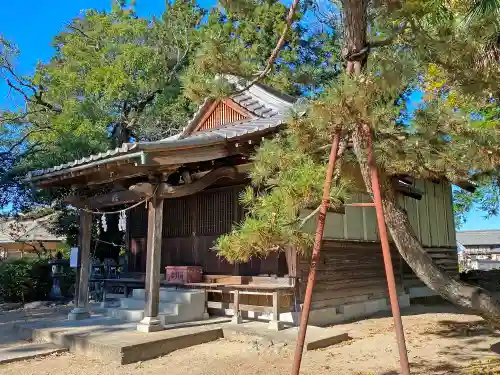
(11, 314), (349, 364)
(223, 321), (350, 351)
(0, 343), (67, 364)
(14, 316), (228, 364)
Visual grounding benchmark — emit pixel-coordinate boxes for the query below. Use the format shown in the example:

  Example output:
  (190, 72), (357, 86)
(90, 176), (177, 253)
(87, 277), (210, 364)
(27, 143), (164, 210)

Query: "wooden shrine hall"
(26, 76), (461, 332)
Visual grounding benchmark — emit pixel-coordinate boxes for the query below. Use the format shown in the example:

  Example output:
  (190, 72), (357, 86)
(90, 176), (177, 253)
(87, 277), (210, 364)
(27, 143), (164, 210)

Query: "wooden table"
(181, 282), (294, 331)
(91, 278), (145, 306)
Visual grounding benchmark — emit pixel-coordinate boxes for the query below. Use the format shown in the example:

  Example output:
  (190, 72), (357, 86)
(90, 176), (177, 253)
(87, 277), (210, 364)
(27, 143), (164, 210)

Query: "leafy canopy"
(0, 0), (204, 211)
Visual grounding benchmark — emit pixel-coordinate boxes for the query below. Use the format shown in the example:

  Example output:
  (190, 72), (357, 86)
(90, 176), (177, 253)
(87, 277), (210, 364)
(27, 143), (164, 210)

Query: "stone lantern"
(49, 253), (68, 299)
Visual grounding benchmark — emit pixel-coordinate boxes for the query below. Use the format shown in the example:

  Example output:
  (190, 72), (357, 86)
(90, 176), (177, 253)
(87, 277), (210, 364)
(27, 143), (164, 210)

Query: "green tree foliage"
(37, 0), (203, 145)
(182, 0), (340, 102)
(0, 0), (204, 212)
(1, 0), (339, 215)
(0, 259), (52, 303)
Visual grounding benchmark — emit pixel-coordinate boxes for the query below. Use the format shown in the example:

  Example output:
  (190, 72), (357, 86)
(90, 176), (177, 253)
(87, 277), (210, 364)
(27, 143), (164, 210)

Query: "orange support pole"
(291, 132), (341, 375)
(366, 126), (411, 375)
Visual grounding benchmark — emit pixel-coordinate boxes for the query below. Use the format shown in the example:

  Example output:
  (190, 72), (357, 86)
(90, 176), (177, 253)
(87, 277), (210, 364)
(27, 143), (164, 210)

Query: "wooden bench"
(181, 282), (294, 331)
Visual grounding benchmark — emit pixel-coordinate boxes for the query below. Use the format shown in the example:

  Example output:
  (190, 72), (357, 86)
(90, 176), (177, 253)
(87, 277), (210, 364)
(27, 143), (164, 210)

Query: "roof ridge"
(457, 229), (500, 232)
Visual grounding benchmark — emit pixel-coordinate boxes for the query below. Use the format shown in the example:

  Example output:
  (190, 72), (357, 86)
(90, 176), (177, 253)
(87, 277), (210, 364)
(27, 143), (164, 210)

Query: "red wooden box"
(165, 266), (203, 285)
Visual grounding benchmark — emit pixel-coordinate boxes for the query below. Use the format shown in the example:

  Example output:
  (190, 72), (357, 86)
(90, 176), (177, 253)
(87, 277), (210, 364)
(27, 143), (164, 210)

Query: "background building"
(457, 230), (500, 271)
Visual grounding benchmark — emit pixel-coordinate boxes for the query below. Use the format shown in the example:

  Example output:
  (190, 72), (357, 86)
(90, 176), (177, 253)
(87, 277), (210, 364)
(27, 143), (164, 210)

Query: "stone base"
(137, 316), (163, 333)
(210, 293), (411, 327)
(231, 315), (243, 325)
(268, 320), (284, 331)
(68, 308), (90, 321)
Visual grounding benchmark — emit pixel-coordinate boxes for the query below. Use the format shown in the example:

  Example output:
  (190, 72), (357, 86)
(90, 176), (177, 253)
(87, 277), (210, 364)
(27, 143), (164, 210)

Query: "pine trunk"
(352, 125), (500, 323)
(343, 0), (368, 74)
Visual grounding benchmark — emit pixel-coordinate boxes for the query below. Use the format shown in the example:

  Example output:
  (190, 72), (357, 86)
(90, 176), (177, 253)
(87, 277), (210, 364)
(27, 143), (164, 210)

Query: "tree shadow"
(409, 359), (464, 374)
(423, 319), (500, 339)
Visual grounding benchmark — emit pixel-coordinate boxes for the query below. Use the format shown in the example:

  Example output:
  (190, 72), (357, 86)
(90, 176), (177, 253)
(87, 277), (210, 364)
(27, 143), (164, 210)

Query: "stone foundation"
(209, 293), (411, 327)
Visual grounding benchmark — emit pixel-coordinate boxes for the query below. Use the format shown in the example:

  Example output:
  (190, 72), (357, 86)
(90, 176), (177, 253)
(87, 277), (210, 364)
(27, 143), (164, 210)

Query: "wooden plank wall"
(299, 241), (403, 309)
(301, 180), (456, 248)
(299, 240), (458, 308)
(128, 184), (288, 277)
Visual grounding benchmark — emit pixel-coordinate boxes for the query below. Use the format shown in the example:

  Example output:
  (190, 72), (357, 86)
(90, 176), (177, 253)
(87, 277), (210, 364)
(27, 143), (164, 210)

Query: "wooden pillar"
(231, 289), (242, 324)
(137, 193), (164, 333)
(268, 290), (283, 331)
(68, 211), (92, 320)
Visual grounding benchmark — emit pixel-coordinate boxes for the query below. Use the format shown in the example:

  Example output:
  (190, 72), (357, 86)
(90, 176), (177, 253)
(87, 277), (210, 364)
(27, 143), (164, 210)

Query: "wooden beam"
(129, 182), (155, 197)
(67, 166), (240, 210)
(65, 190), (144, 209)
(126, 166), (239, 201)
(284, 247), (297, 278)
(38, 160), (141, 187)
(85, 169), (149, 186)
(269, 290), (283, 330)
(394, 179), (423, 200)
(150, 145), (229, 166)
(161, 166), (238, 198)
(231, 289), (242, 324)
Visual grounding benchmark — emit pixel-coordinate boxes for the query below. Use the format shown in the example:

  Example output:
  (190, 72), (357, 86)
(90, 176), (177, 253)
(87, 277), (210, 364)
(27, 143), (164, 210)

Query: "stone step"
(106, 306), (207, 324)
(109, 288), (207, 324)
(107, 308), (144, 321)
(132, 288), (205, 304)
(13, 318), (224, 365)
(120, 298), (180, 314)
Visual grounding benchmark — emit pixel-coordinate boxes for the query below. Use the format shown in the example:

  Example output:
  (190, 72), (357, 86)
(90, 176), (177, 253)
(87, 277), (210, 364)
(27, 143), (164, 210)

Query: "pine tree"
(206, 0), (500, 322)
(182, 0), (340, 102)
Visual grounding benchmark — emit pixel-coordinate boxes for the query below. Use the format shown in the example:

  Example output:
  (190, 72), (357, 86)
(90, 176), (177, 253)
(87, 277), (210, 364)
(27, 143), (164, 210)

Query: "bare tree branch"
(0, 128), (48, 157)
(6, 79), (31, 103)
(0, 109), (47, 123)
(298, 205), (321, 229)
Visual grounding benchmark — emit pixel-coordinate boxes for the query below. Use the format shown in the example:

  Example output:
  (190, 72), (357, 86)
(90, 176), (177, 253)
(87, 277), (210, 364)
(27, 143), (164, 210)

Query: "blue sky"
(0, 0), (498, 230)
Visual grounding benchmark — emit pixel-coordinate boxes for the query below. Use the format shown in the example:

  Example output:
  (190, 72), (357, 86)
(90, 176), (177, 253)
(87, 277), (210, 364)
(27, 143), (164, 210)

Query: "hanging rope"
(95, 238), (125, 248)
(80, 197), (146, 215)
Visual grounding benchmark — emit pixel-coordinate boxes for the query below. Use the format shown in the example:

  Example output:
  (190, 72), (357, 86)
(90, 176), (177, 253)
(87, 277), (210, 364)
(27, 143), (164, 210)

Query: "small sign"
(165, 266), (202, 284)
(70, 247), (79, 268)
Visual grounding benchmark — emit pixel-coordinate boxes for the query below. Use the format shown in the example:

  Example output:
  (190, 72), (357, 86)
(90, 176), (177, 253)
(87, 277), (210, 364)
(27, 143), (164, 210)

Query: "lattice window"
(163, 197), (192, 237)
(129, 206), (148, 238)
(196, 188), (235, 235)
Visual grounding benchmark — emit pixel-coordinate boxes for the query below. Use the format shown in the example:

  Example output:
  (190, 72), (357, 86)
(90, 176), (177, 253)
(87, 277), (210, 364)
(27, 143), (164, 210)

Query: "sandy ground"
(0, 304), (499, 375)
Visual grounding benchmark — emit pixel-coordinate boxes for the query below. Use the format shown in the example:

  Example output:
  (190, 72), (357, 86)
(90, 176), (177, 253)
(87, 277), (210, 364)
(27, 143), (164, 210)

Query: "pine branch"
(298, 205), (320, 228)
(234, 0), (301, 94)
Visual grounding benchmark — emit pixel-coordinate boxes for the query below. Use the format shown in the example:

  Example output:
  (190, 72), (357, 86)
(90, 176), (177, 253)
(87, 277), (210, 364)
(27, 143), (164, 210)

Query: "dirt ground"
(1, 304), (500, 375)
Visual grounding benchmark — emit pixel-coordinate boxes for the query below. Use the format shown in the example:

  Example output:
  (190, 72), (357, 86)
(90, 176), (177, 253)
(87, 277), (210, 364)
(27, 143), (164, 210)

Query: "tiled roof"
(456, 230), (500, 246)
(0, 215), (64, 244)
(178, 76), (295, 138)
(27, 114), (289, 181)
(26, 76), (297, 182)
(27, 143), (138, 179)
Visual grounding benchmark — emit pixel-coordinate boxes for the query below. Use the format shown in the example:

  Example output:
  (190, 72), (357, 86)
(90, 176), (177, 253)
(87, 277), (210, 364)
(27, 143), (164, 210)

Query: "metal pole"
(291, 132), (341, 375)
(366, 127), (411, 375)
